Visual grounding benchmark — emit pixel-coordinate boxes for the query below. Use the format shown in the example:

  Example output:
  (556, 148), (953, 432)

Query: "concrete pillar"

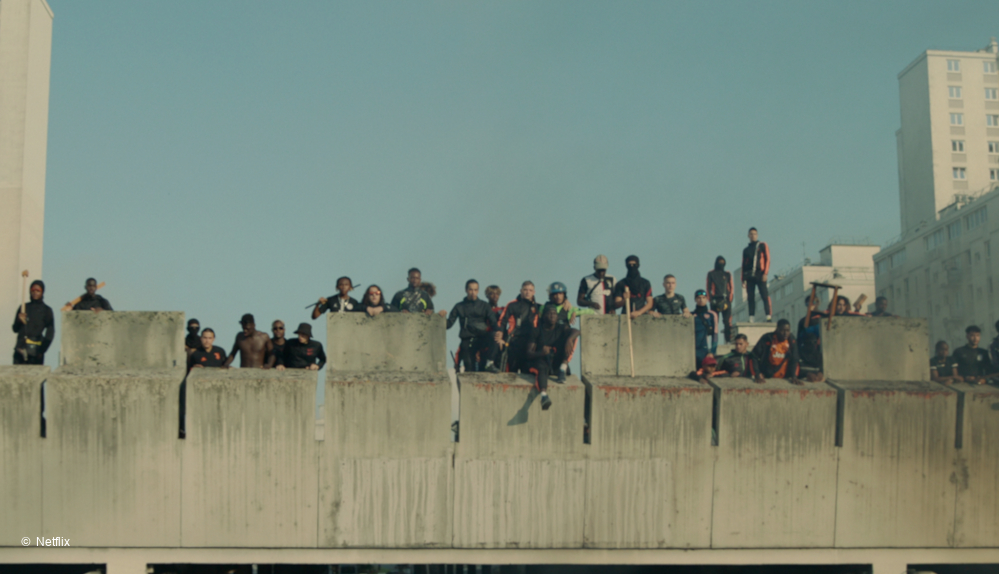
(579, 315), (694, 377)
(951, 382), (999, 547)
(59, 311), (186, 369)
(731, 322), (771, 347)
(821, 317), (930, 382)
(0, 0), (52, 365)
(326, 312), (447, 372)
(0, 365), (47, 543)
(105, 556), (148, 574)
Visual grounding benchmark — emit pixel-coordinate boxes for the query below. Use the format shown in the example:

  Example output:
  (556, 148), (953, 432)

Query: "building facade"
(0, 0), (53, 363)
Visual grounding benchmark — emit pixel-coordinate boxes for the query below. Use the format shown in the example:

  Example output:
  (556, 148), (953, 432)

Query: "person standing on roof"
(441, 279), (501, 373)
(706, 256), (734, 342)
(12, 279), (54, 365)
(498, 281), (541, 373)
(954, 325), (995, 384)
(578, 255), (617, 314)
(270, 320), (287, 367)
(613, 255), (653, 318)
(650, 275), (692, 318)
(869, 296), (893, 317)
(184, 319), (201, 356)
(188, 328), (226, 371)
(312, 276), (359, 318)
(277, 323), (326, 371)
(717, 334), (759, 378)
(692, 289), (719, 367)
(741, 228), (771, 322)
(391, 268), (435, 315)
(72, 278), (113, 312)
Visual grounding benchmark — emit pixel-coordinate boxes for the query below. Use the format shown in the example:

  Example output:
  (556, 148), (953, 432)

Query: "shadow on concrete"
(507, 388), (539, 426)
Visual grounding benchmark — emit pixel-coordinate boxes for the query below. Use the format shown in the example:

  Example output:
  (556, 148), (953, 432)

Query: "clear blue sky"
(41, 0), (998, 368)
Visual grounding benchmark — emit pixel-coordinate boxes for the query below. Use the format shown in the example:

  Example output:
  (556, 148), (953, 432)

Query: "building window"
(986, 61), (998, 73)
(948, 220), (962, 240)
(951, 113), (964, 125)
(953, 167), (966, 179)
(988, 115), (999, 127)
(966, 206), (988, 230)
(990, 141), (999, 153)
(949, 86), (963, 99)
(952, 140), (965, 151)
(926, 229), (946, 251)
(876, 259), (889, 275)
(987, 88), (999, 100)
(890, 249), (907, 268)
(992, 168), (999, 181)
(948, 59), (961, 72)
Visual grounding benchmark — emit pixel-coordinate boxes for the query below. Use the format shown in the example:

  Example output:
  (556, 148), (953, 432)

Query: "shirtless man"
(223, 313), (275, 368)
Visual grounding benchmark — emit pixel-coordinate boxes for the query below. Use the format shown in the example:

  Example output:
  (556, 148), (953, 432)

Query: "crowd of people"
(12, 229), (999, 410)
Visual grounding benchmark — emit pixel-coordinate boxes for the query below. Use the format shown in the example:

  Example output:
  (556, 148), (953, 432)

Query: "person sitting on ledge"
(497, 281), (541, 373)
(277, 323), (326, 371)
(718, 334), (759, 379)
(525, 305), (580, 411)
(930, 340), (962, 385)
(223, 314), (275, 369)
(953, 325), (994, 385)
(391, 267), (435, 315)
(72, 277), (112, 312)
(188, 328), (226, 370)
(539, 281), (593, 328)
(358, 285), (394, 317)
(184, 318), (200, 356)
(752, 319), (801, 385)
(650, 274), (691, 318)
(312, 276), (359, 319)
(442, 279), (501, 373)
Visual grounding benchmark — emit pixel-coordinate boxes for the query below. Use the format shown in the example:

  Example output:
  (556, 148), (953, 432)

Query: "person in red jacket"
(741, 227), (771, 322)
(706, 255), (734, 342)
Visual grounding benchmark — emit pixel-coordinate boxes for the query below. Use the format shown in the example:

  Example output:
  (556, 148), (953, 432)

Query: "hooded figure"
(185, 318), (201, 353)
(613, 255), (653, 316)
(706, 256), (734, 342)
(12, 279), (55, 365)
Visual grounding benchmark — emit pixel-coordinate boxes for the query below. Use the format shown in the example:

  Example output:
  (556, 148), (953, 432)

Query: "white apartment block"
(0, 0), (53, 363)
(875, 38), (999, 348)
(732, 244), (879, 329)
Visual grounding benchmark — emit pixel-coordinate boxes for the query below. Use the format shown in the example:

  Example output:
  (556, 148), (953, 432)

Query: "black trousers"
(711, 297), (733, 342)
(13, 349), (44, 365)
(458, 336), (499, 372)
(745, 277), (771, 317)
(526, 357), (553, 392)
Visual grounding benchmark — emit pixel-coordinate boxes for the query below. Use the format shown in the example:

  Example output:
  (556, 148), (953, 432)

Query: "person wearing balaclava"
(185, 318), (201, 355)
(613, 255), (653, 318)
(12, 279), (55, 365)
(706, 255), (734, 343)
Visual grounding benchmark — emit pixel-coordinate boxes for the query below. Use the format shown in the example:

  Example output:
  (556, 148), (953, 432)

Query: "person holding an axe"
(311, 276), (359, 319)
(12, 278), (54, 365)
(71, 278), (112, 312)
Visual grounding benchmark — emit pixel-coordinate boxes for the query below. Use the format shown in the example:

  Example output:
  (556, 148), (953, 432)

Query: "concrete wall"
(60, 311), (186, 370)
(43, 367), (184, 546)
(831, 380), (958, 547)
(732, 323), (771, 348)
(952, 382), (999, 547)
(0, 365), (47, 543)
(822, 316), (929, 381)
(183, 368), (318, 548)
(454, 372), (585, 548)
(710, 378), (839, 548)
(580, 314), (694, 378)
(583, 375), (713, 548)
(327, 312), (447, 373)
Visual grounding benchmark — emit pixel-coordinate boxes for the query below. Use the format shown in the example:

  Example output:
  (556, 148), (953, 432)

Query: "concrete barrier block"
(583, 375), (713, 548)
(0, 366), (47, 545)
(321, 371), (452, 548)
(453, 372), (585, 548)
(581, 315), (694, 378)
(952, 382), (999, 547)
(710, 378), (839, 548)
(732, 323), (771, 348)
(42, 367), (183, 546)
(182, 368), (318, 548)
(60, 311), (185, 370)
(822, 317), (929, 382)
(326, 312), (446, 373)
(831, 380), (957, 547)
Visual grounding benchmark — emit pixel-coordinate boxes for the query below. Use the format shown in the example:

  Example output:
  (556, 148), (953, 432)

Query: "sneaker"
(766, 315), (772, 322)
(541, 394), (553, 410)
(748, 316), (755, 323)
(557, 365), (567, 384)
(484, 361), (500, 374)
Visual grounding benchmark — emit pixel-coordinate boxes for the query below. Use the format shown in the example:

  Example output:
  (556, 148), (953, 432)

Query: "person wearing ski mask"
(12, 279), (55, 365)
(185, 318), (201, 356)
(706, 256), (734, 343)
(613, 255), (653, 318)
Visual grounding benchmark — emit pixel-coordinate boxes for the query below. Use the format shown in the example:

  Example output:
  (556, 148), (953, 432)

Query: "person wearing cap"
(188, 328), (227, 370)
(525, 305), (581, 410)
(497, 281), (541, 373)
(223, 313), (276, 369)
(270, 320), (287, 365)
(692, 289), (719, 367)
(313, 276), (360, 319)
(706, 255), (734, 343)
(690, 355), (721, 383)
(184, 318), (201, 356)
(650, 275), (692, 318)
(440, 279), (501, 373)
(72, 277), (112, 312)
(613, 255), (653, 318)
(391, 268), (435, 315)
(277, 323), (326, 371)
(12, 279), (54, 365)
(741, 227), (771, 322)
(578, 255), (617, 314)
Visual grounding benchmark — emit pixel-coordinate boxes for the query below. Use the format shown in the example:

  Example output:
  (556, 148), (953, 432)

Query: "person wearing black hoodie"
(184, 318), (201, 355)
(706, 255), (734, 343)
(741, 228), (771, 322)
(12, 279), (55, 365)
(442, 279), (501, 373)
(498, 281), (541, 373)
(613, 255), (653, 317)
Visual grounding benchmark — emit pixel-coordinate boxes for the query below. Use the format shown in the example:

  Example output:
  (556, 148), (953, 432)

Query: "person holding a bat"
(70, 278), (112, 312)
(12, 278), (54, 365)
(311, 276), (359, 319)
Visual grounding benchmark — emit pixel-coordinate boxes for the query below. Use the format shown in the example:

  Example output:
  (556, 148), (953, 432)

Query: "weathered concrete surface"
(60, 311), (185, 370)
(0, 365), (47, 544)
(822, 316), (929, 381)
(951, 382), (999, 547)
(454, 372), (585, 548)
(321, 371), (453, 548)
(327, 312), (446, 373)
(732, 322), (771, 348)
(709, 378), (839, 548)
(43, 367), (183, 546)
(182, 368), (318, 547)
(583, 375), (713, 549)
(830, 380), (957, 547)
(580, 315), (694, 378)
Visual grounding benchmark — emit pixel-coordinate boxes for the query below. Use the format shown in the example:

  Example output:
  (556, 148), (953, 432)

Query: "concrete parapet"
(709, 378), (838, 548)
(732, 322), (771, 348)
(326, 312), (446, 373)
(182, 368), (318, 548)
(0, 365), (47, 544)
(43, 367), (184, 546)
(321, 371), (453, 548)
(951, 382), (999, 547)
(830, 380), (957, 547)
(583, 375), (713, 548)
(580, 315), (694, 378)
(821, 316), (929, 381)
(454, 372), (585, 548)
(60, 311), (185, 370)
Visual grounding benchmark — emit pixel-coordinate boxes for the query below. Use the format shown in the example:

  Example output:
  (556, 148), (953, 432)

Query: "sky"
(38, 0), (999, 376)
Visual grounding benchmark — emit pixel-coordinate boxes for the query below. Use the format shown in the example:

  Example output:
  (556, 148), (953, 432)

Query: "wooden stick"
(854, 294), (868, 313)
(62, 281), (105, 312)
(20, 270), (28, 315)
(803, 285), (817, 329)
(624, 286), (635, 378)
(826, 287), (839, 331)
